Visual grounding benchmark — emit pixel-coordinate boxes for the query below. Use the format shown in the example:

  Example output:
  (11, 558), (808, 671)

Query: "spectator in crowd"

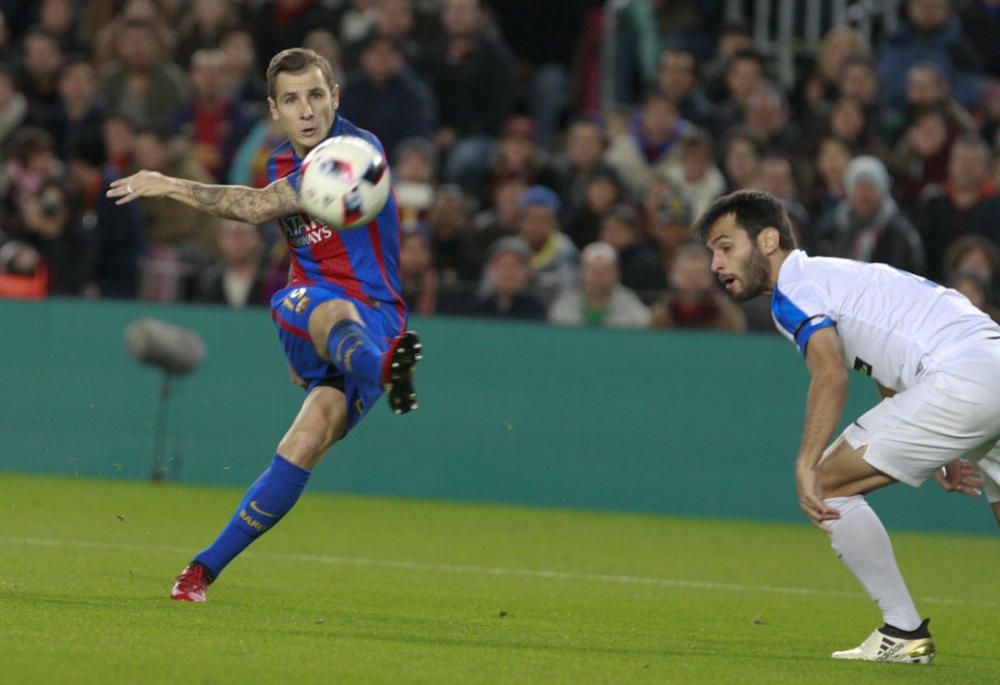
(890, 107), (956, 208)
(918, 134), (1000, 282)
(650, 242), (745, 331)
(701, 21), (753, 104)
(716, 47), (767, 132)
(513, 185), (578, 305)
(598, 204), (664, 302)
(467, 236), (546, 320)
(1, 127), (63, 235)
(813, 155), (925, 274)
(838, 55), (880, 106)
(655, 48), (718, 133)
(606, 89), (689, 197)
(941, 234), (1000, 301)
(664, 128), (725, 219)
(753, 154), (798, 203)
(422, 0), (517, 191)
(393, 136), (439, 231)
(302, 28), (345, 88)
(486, 0), (586, 149)
(398, 228), (445, 315)
(219, 28), (268, 109)
(802, 135), (852, 222)
(565, 166), (624, 250)
(8, 178), (90, 295)
(339, 0), (379, 58)
(960, 0), (1000, 75)
(174, 0), (237, 69)
(721, 126), (762, 192)
(427, 184), (481, 287)
(170, 49), (256, 183)
(227, 113), (286, 189)
(549, 241), (650, 329)
(553, 115), (609, 212)
(99, 19), (188, 129)
(37, 0), (86, 55)
(19, 28), (64, 119)
(817, 95), (887, 159)
(101, 111), (136, 175)
(90, 0), (177, 69)
(250, 0), (337, 74)
(68, 133), (144, 298)
(471, 170), (526, 254)
(196, 220), (267, 308)
(797, 26), (871, 115)
(877, 0), (985, 110)
(131, 126), (220, 299)
(885, 62), (977, 145)
(35, 56), (105, 160)
(478, 115), (559, 207)
(949, 269), (1000, 324)
(339, 33), (436, 166)
(742, 84), (798, 155)
(345, 0), (424, 78)
(0, 64), (27, 148)
(649, 188), (695, 274)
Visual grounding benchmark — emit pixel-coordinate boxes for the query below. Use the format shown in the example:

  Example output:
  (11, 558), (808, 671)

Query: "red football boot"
(381, 331), (423, 415)
(170, 563), (212, 602)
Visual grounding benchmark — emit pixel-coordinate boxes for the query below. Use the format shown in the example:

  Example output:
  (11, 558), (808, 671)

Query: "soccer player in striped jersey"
(108, 48), (422, 602)
(694, 190), (999, 664)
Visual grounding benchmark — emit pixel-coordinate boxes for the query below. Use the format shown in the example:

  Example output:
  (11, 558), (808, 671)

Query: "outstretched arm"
(107, 170), (300, 224)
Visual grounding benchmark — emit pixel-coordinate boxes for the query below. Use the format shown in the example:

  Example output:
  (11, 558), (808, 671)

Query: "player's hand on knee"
(288, 364), (308, 389)
(934, 459), (983, 497)
(796, 465), (840, 532)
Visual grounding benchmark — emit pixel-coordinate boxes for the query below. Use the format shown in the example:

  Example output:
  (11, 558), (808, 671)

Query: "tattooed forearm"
(174, 178), (300, 223)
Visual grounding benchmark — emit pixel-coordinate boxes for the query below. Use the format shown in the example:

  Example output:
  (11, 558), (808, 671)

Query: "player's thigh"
(273, 286), (336, 380)
(277, 385), (349, 469)
(840, 371), (1000, 491)
(816, 437), (895, 497)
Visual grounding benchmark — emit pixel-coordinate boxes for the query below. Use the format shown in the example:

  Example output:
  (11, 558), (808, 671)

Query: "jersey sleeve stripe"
(772, 285), (835, 356)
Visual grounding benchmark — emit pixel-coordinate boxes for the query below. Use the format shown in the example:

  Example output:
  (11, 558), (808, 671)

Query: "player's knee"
(278, 425), (339, 468)
(308, 299), (361, 353)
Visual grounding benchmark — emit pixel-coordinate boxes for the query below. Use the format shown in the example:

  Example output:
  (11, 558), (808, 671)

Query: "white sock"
(825, 495), (922, 632)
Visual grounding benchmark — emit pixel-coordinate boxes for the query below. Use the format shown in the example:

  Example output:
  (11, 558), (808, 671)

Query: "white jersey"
(771, 250), (1000, 391)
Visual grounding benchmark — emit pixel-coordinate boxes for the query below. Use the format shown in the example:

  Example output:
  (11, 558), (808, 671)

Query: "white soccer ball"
(299, 135), (391, 229)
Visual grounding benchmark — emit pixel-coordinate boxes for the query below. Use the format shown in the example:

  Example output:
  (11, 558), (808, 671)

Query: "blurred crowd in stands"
(1, 0), (999, 333)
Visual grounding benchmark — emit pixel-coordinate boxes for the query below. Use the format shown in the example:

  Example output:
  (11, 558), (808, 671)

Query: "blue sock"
(194, 454), (311, 579)
(327, 319), (383, 386)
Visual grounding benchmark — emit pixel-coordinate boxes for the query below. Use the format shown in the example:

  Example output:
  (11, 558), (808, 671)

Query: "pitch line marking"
(0, 535), (990, 608)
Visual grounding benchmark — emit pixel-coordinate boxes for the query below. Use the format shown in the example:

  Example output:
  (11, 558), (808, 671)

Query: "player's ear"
(331, 84), (340, 110)
(267, 97), (279, 121)
(758, 227), (779, 254)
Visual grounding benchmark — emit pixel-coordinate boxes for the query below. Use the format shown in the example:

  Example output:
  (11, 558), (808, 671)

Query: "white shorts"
(841, 346), (1000, 503)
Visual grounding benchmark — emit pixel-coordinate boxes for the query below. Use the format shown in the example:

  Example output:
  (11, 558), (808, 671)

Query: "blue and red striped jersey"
(267, 115), (405, 320)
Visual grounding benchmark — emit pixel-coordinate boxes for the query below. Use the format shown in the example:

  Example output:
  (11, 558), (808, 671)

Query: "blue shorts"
(270, 285), (404, 431)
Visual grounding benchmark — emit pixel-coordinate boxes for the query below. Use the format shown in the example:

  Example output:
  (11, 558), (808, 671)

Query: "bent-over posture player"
(693, 190), (997, 663)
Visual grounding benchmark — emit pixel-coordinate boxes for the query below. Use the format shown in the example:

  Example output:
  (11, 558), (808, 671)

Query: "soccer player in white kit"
(694, 190), (1000, 664)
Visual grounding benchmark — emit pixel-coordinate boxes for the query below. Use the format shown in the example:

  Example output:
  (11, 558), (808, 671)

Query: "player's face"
(705, 214), (772, 301)
(268, 67), (339, 157)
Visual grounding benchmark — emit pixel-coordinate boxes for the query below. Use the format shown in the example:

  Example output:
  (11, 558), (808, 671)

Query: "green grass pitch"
(1, 473), (997, 684)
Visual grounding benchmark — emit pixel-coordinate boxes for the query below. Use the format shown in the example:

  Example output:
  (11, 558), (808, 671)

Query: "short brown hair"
(266, 48), (335, 100)
(692, 190), (796, 250)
